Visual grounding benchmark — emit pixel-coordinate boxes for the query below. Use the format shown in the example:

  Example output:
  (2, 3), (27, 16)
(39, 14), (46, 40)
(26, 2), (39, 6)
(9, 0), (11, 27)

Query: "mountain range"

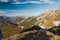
(0, 7), (60, 40)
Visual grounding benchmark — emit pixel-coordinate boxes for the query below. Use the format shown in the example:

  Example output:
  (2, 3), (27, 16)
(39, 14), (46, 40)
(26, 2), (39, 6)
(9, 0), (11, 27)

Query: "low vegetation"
(1, 24), (23, 39)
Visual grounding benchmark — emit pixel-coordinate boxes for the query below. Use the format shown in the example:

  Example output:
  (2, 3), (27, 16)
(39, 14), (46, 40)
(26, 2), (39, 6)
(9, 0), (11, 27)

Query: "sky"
(0, 0), (60, 17)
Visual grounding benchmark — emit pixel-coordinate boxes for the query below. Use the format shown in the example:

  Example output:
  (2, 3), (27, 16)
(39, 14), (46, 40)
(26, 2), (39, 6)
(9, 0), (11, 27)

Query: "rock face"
(16, 26), (60, 40)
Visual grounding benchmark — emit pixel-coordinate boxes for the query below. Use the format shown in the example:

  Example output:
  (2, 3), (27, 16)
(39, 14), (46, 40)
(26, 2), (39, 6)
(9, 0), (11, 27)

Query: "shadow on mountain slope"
(48, 26), (60, 36)
(20, 25), (43, 33)
(0, 29), (3, 40)
(20, 26), (60, 36)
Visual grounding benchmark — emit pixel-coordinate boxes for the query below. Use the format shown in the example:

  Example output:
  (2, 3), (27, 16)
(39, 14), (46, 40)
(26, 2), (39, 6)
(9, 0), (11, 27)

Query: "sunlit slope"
(37, 8), (60, 28)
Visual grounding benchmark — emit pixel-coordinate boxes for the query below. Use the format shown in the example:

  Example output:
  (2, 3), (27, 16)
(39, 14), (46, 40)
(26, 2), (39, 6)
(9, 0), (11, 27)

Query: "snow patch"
(53, 21), (60, 26)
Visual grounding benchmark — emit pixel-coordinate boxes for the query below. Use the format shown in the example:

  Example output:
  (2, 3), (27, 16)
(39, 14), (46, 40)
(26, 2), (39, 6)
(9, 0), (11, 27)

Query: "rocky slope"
(36, 8), (60, 28)
(16, 26), (60, 40)
(3, 26), (60, 40)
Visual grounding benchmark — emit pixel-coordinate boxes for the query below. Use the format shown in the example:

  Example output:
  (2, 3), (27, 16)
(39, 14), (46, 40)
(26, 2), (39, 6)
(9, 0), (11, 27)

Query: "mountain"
(0, 16), (24, 40)
(36, 8), (60, 29)
(15, 16), (37, 29)
(0, 16), (15, 22)
(0, 16), (36, 28)
(0, 16), (18, 27)
(0, 16), (36, 39)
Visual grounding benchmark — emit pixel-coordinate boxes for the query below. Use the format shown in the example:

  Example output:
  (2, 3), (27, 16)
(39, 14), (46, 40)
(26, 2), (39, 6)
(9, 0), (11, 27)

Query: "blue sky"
(0, 0), (60, 17)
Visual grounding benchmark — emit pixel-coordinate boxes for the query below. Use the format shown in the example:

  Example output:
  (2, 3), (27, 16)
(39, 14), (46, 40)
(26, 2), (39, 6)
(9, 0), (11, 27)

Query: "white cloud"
(0, 0), (8, 2)
(12, 0), (56, 4)
(0, 10), (7, 14)
(40, 0), (55, 4)
(12, 1), (41, 4)
(0, 0), (57, 5)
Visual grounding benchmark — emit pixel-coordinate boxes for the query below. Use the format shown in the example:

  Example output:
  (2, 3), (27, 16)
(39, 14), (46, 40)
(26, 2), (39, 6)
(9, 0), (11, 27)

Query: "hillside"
(0, 16), (37, 39)
(0, 16), (23, 39)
